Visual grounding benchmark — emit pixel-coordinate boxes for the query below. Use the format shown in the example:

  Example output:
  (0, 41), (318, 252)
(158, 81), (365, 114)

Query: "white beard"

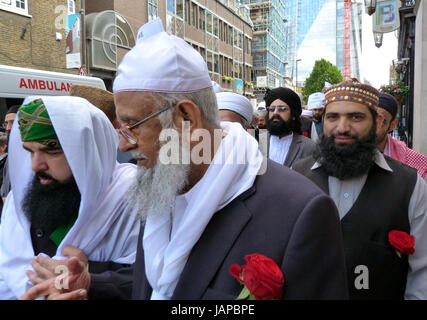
(126, 140), (190, 222)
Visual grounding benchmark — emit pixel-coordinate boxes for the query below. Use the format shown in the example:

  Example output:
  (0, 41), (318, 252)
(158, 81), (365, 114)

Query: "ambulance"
(0, 64), (106, 118)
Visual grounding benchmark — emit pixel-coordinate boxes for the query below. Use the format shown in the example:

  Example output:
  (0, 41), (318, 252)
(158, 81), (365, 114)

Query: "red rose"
(388, 230), (415, 255)
(302, 131), (309, 137)
(230, 253), (284, 300)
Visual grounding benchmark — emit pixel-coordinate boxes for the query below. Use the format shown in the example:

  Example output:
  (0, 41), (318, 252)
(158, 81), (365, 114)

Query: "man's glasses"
(119, 105), (175, 145)
(266, 105), (290, 113)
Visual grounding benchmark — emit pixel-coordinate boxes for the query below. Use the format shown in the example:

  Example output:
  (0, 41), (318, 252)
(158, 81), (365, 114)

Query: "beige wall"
(413, 0), (427, 156)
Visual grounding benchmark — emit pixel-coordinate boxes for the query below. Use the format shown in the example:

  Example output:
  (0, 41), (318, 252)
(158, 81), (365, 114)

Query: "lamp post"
(364, 0), (376, 15)
(295, 58), (301, 90)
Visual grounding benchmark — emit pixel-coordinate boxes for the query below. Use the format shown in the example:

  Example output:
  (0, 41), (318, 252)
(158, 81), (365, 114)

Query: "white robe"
(0, 96), (140, 299)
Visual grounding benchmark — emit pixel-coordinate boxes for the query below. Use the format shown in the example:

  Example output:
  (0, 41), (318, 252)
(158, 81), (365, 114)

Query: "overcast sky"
(360, 2), (398, 89)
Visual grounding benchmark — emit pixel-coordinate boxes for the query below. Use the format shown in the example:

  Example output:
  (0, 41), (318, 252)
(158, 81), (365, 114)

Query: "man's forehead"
(115, 91), (156, 119)
(325, 101), (371, 114)
(23, 140), (62, 151)
(5, 113), (16, 120)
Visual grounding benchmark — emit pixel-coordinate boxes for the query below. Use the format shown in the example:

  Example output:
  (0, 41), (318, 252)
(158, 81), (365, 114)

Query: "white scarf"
(0, 96), (140, 299)
(144, 121), (265, 299)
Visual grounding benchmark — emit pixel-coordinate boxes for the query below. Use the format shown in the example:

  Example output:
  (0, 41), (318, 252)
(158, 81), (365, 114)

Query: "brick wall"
(0, 0), (82, 74)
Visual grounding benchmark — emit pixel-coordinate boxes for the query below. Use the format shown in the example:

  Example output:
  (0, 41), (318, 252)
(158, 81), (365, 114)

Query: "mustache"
(332, 132), (359, 139)
(270, 115), (283, 121)
(35, 171), (56, 181)
(130, 151), (148, 161)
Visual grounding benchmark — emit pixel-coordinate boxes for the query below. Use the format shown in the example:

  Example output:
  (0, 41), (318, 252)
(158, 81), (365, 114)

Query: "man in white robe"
(0, 96), (139, 299)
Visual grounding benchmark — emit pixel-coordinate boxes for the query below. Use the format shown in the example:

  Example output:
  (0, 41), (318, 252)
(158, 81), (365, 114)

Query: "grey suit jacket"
(90, 160), (348, 300)
(267, 133), (317, 167)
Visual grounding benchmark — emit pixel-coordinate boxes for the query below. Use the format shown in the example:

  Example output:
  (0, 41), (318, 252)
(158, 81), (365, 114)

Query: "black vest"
(293, 155), (418, 299)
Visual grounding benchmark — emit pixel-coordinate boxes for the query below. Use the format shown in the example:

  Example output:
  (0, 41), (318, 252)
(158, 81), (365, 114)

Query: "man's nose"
(118, 133), (136, 152)
(31, 153), (48, 173)
(335, 117), (351, 134)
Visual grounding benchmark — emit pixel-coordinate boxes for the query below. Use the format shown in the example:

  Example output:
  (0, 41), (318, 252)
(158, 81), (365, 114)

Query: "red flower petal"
(229, 264), (243, 282)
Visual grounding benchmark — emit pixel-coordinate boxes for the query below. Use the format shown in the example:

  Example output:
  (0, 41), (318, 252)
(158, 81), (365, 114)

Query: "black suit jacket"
(90, 160), (348, 300)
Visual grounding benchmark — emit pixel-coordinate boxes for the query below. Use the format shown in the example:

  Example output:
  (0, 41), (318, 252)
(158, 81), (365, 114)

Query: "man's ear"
(376, 113), (385, 131)
(388, 119), (398, 133)
(173, 100), (203, 133)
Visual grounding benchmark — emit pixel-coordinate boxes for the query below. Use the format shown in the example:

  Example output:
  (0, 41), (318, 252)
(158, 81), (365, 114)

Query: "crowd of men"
(0, 17), (426, 300)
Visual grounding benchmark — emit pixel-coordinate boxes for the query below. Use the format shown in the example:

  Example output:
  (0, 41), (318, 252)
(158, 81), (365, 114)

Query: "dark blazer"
(90, 160), (348, 300)
(300, 116), (313, 138)
(266, 133), (316, 167)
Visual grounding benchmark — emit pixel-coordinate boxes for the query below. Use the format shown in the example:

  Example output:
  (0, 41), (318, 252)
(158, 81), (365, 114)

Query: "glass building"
(244, 0), (288, 100)
(284, 0), (363, 86)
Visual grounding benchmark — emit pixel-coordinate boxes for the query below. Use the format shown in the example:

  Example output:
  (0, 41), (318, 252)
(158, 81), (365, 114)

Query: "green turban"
(17, 99), (61, 148)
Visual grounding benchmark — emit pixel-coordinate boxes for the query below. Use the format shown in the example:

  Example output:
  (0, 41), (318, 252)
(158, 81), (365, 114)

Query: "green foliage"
(380, 79), (409, 98)
(301, 59), (343, 104)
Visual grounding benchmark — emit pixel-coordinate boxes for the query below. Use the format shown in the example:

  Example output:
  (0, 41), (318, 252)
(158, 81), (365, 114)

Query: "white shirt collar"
(270, 132), (293, 142)
(311, 149), (393, 172)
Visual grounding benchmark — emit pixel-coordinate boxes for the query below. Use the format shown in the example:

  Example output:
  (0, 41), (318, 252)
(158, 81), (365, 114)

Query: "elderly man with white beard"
(21, 18), (348, 300)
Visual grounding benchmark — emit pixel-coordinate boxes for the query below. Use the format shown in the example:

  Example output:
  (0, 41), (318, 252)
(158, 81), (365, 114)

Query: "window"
(199, 7), (205, 31)
(67, 0), (75, 14)
(191, 2), (197, 27)
(0, 0), (28, 14)
(147, 0), (158, 21)
(167, 0), (175, 14)
(176, 0), (184, 19)
(206, 11), (212, 34)
(206, 50), (213, 72)
(213, 16), (219, 38)
(185, 0), (190, 24)
(234, 30), (242, 48)
(214, 54), (219, 74)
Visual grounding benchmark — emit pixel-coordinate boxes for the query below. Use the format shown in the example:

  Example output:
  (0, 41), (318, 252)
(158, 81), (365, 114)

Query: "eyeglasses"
(266, 105), (290, 113)
(119, 105), (174, 145)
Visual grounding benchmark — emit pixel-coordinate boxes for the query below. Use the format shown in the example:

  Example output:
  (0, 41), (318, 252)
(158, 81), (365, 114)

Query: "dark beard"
(314, 126), (377, 179)
(22, 172), (81, 232)
(266, 115), (292, 136)
(313, 114), (322, 122)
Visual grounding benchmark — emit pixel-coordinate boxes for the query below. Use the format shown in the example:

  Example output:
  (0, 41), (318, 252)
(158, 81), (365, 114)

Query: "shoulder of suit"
(254, 158), (321, 194)
(291, 155), (316, 172)
(294, 133), (315, 143)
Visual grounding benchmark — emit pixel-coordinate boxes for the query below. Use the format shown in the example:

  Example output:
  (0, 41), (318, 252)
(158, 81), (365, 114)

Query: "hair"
(7, 105), (20, 114)
(0, 132), (7, 146)
(149, 87), (220, 129)
(288, 108), (302, 134)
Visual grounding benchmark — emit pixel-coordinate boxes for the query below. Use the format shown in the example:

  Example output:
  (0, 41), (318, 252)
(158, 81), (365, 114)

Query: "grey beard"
(126, 138), (191, 222)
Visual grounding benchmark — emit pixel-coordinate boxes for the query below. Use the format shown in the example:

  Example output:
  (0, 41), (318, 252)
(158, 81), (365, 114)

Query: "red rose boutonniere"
(229, 253), (284, 300)
(388, 230), (415, 258)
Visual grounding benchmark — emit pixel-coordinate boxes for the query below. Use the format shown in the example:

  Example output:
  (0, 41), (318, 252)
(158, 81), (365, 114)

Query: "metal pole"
(243, 23), (245, 96)
(80, 0), (86, 71)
